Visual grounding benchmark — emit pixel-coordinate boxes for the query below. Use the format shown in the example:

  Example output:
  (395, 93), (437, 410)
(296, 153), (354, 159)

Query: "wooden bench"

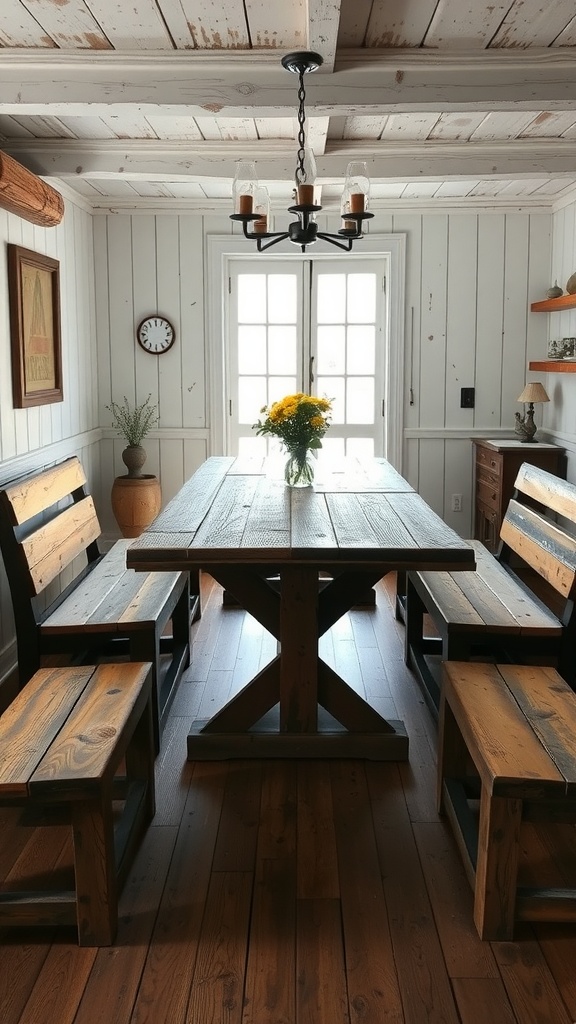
(0, 457), (198, 751)
(0, 662), (155, 945)
(438, 661), (576, 940)
(405, 463), (576, 713)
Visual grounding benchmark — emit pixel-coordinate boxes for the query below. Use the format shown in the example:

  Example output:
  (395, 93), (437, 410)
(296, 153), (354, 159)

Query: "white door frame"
(207, 233), (406, 469)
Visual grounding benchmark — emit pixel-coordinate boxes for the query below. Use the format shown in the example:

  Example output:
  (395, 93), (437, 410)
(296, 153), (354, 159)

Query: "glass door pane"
(229, 263), (302, 456)
(311, 260), (384, 456)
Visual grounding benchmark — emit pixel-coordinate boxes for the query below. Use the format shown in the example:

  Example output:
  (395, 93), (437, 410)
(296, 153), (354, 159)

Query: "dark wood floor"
(2, 573), (576, 1024)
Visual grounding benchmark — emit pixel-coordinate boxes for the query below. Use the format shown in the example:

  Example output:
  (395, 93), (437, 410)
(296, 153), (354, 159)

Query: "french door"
(226, 258), (387, 458)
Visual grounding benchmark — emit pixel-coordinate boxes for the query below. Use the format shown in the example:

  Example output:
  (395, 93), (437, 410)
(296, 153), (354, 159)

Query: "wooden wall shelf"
(530, 294), (576, 312)
(529, 360), (576, 372)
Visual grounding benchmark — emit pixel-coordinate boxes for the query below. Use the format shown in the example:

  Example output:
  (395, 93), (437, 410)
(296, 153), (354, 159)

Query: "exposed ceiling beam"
(1, 49), (576, 117)
(8, 137), (576, 183)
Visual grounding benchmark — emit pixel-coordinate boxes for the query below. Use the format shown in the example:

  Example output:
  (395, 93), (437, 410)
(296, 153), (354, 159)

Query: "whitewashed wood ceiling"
(2, 0), (576, 209)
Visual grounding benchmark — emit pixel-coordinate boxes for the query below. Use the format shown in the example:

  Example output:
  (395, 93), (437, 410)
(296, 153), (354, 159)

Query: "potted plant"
(107, 394), (162, 537)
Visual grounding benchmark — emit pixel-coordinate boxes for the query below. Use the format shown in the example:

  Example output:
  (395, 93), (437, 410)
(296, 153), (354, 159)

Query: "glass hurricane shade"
(233, 160), (257, 214)
(517, 382), (550, 405)
(343, 160), (370, 213)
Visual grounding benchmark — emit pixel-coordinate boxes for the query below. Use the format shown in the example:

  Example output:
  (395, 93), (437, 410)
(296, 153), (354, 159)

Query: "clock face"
(136, 316), (175, 354)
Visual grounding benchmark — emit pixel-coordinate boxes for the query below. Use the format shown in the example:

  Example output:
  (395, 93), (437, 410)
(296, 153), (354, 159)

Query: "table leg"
(280, 565), (319, 733)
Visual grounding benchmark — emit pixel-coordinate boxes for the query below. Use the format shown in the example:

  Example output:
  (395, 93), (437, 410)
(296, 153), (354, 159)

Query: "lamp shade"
(517, 382), (550, 404)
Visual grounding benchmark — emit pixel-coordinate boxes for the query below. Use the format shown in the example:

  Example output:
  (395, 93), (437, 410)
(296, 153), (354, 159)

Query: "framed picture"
(7, 244), (63, 408)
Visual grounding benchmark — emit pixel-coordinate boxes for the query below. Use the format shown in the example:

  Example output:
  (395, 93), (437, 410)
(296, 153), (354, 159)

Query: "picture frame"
(7, 244), (63, 408)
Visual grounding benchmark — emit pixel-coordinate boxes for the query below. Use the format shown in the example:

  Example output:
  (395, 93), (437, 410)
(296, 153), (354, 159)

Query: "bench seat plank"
(417, 541), (561, 635)
(29, 662), (151, 796)
(443, 662), (566, 799)
(41, 539), (184, 633)
(499, 664), (576, 793)
(0, 666), (93, 796)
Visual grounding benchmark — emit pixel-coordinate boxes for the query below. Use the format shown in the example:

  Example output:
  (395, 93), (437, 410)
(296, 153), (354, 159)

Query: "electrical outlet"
(451, 494), (462, 512)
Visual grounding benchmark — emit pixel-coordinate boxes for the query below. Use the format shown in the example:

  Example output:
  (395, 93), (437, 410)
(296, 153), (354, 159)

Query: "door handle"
(309, 355), (315, 389)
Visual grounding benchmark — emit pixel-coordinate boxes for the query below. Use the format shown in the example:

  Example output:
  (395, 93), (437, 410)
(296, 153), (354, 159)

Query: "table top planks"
(127, 456), (475, 572)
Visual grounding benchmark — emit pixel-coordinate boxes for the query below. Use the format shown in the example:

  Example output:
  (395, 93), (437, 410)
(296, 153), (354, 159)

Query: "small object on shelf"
(546, 281), (563, 299)
(548, 339), (562, 358)
(566, 272), (576, 294)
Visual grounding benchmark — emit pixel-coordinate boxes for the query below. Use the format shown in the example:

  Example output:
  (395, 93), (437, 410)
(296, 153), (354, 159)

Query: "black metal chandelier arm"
(254, 232), (291, 253)
(315, 232), (355, 252)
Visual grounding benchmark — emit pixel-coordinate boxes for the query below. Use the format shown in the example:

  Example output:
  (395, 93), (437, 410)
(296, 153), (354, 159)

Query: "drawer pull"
(490, 460), (497, 468)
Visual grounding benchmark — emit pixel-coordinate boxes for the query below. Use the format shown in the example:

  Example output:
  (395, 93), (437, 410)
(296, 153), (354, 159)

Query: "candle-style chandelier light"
(230, 51), (373, 253)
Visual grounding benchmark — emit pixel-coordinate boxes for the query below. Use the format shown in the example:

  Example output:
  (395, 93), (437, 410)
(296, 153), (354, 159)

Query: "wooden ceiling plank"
(491, 0), (576, 47)
(152, 0), (196, 48)
(433, 180), (480, 197)
(19, 0), (111, 49)
(364, 0), (440, 47)
(424, 0), (512, 49)
(195, 117), (258, 141)
(10, 115), (77, 139)
(0, 114), (35, 139)
(337, 0), (374, 47)
(470, 111), (540, 141)
(306, 0), (341, 71)
(0, 0), (56, 47)
(428, 111), (488, 140)
(520, 111), (576, 137)
(57, 116), (118, 140)
(342, 116), (384, 140)
(382, 113), (441, 140)
(100, 113), (159, 138)
(173, 0), (249, 48)
(498, 178), (552, 196)
(82, 0), (174, 48)
(244, 0), (305, 50)
(144, 115), (204, 140)
(255, 117), (295, 139)
(3, 50), (576, 116)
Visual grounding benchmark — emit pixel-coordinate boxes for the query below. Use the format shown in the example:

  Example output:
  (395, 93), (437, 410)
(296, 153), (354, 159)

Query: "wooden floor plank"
(242, 858), (296, 1024)
(1, 573), (576, 1024)
(186, 871), (253, 1024)
(330, 760), (404, 1024)
(297, 762), (340, 900)
(296, 899), (350, 1024)
(367, 762), (462, 1024)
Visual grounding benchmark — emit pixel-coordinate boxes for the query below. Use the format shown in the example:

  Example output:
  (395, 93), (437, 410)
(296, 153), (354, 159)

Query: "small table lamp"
(515, 381), (550, 442)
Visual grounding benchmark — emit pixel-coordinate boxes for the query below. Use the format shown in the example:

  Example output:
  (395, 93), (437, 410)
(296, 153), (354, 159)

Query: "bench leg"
(404, 573), (425, 666)
(437, 691), (470, 814)
(474, 789), (522, 940)
(72, 786), (117, 946)
(130, 631), (162, 754)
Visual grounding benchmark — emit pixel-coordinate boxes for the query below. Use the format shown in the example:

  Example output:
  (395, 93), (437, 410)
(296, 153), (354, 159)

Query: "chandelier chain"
(295, 71), (307, 185)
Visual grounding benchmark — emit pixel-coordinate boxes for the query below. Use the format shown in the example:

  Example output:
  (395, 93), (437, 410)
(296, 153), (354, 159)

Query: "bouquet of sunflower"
(253, 393), (332, 485)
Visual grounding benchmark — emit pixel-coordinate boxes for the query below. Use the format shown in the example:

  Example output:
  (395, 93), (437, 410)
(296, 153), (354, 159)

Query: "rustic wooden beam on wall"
(0, 152), (64, 227)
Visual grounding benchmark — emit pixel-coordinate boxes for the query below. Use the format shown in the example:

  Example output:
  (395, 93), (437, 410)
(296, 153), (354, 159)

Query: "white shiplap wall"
(0, 197), (98, 685)
(93, 213), (225, 537)
(93, 208), (552, 539)
(544, 197), (576, 481)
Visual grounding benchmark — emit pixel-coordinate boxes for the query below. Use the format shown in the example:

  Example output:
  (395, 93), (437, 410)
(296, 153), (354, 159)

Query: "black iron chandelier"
(230, 51), (373, 253)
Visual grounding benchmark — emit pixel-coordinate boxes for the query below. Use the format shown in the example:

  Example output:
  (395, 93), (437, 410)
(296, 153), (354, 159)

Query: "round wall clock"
(136, 315), (175, 354)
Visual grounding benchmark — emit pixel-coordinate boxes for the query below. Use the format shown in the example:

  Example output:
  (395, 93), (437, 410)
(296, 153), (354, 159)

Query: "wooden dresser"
(473, 438), (564, 552)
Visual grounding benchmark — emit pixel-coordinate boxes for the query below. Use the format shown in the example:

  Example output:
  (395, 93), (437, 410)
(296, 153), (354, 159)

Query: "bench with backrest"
(0, 456), (197, 750)
(438, 660), (576, 940)
(0, 661), (155, 945)
(405, 463), (576, 713)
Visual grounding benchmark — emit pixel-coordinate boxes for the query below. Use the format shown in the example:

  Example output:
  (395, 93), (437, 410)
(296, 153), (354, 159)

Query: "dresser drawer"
(475, 447), (502, 476)
(476, 478), (500, 512)
(476, 498), (500, 529)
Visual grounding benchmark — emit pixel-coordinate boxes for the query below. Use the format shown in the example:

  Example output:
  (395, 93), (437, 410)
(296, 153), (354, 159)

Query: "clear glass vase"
(284, 447), (314, 487)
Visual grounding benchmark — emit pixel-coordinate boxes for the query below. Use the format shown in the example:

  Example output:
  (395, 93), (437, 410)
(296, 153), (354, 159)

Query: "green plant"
(107, 394), (159, 447)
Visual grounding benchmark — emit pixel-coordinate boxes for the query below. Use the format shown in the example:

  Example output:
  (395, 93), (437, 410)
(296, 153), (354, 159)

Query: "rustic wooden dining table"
(126, 455), (475, 760)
